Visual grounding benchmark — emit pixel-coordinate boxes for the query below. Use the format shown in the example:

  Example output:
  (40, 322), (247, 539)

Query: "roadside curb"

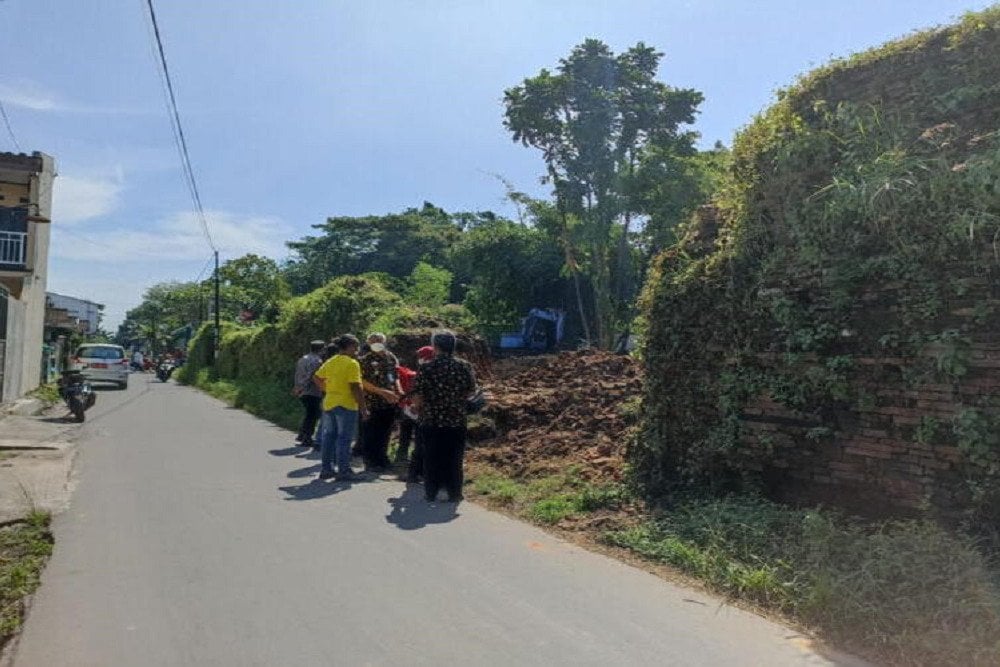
(0, 397), (46, 418)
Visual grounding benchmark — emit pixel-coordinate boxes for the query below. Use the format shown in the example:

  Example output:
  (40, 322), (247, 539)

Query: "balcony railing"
(0, 231), (27, 268)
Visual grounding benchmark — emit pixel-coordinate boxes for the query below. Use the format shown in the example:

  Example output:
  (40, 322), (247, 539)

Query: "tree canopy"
(504, 39), (705, 345)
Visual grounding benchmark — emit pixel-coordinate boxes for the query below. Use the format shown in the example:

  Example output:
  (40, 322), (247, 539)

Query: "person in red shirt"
(397, 345), (435, 482)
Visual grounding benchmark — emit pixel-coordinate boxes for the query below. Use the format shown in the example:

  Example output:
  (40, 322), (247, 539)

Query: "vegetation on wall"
(635, 8), (1000, 516)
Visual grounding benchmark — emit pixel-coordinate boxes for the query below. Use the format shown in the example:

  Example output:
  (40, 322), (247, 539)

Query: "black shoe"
(318, 470), (336, 480)
(335, 471), (360, 482)
(447, 494), (464, 503)
(425, 487), (439, 502)
(300, 440), (314, 448)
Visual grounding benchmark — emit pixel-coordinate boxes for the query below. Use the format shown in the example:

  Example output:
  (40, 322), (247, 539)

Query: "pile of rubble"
(389, 330), (492, 373)
(468, 350), (642, 480)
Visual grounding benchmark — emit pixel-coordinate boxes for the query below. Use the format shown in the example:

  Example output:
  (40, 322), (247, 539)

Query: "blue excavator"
(498, 308), (566, 354)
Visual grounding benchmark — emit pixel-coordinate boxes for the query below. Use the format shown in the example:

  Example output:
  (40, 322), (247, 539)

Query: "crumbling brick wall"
(637, 11), (1000, 519)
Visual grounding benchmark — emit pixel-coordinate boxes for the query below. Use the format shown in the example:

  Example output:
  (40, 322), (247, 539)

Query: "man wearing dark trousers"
(292, 340), (325, 447)
(397, 345), (435, 481)
(411, 331), (476, 502)
(359, 333), (401, 471)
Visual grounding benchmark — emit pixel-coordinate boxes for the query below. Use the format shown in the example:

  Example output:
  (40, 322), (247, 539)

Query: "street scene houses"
(45, 292), (104, 336)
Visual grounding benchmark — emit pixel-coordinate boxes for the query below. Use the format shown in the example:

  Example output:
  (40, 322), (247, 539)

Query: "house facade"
(0, 152), (55, 402)
(46, 292), (103, 336)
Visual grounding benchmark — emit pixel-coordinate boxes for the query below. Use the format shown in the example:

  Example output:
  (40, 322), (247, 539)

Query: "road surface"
(14, 375), (848, 666)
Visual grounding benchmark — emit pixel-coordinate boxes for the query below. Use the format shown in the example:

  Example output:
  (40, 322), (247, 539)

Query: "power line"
(194, 253), (214, 283)
(142, 0), (216, 253)
(0, 99), (21, 152)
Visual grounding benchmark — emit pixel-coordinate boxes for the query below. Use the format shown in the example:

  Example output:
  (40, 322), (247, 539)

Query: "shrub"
(605, 495), (1000, 665)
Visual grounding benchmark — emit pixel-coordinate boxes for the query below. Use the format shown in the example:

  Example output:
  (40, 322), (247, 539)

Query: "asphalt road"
(14, 375), (848, 666)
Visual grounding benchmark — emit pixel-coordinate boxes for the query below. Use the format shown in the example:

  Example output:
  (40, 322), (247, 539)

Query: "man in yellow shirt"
(313, 334), (368, 480)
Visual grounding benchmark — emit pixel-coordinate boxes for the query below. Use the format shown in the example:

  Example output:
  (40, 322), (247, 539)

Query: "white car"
(72, 344), (129, 389)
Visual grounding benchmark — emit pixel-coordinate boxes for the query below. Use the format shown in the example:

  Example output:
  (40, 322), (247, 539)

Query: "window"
(76, 346), (124, 360)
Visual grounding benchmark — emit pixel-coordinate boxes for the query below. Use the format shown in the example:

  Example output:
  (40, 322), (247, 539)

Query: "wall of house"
(16, 154), (54, 394)
(3, 298), (26, 403)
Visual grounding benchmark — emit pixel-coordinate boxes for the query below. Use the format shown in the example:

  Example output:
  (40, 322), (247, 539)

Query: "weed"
(471, 473), (524, 506)
(605, 496), (1000, 666)
(0, 511), (53, 647)
(528, 496), (578, 524)
(27, 383), (61, 406)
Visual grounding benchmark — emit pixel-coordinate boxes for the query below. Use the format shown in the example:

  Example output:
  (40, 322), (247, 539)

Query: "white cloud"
(53, 174), (123, 224)
(0, 81), (60, 111)
(0, 80), (148, 115)
(49, 209), (291, 263)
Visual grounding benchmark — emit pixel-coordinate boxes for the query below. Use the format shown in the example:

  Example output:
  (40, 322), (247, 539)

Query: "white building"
(46, 292), (103, 335)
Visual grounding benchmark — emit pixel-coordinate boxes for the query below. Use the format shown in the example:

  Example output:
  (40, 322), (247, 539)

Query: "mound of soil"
(388, 331), (492, 374)
(469, 350), (642, 480)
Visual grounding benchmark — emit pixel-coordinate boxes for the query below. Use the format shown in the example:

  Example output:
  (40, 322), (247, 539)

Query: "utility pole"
(213, 250), (221, 361)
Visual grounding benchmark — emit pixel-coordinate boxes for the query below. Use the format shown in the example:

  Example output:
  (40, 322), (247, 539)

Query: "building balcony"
(0, 230), (27, 272)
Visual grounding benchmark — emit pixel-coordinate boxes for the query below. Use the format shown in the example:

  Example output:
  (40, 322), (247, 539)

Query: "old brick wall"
(637, 11), (1000, 517)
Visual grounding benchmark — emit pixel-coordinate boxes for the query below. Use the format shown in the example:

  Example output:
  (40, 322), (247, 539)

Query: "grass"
(0, 512), (53, 647)
(604, 496), (1000, 666)
(470, 468), (628, 524)
(186, 370), (301, 432)
(470, 462), (1000, 665)
(27, 383), (61, 406)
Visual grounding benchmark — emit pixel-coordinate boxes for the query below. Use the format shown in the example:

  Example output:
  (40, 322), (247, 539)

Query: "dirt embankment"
(468, 350), (642, 480)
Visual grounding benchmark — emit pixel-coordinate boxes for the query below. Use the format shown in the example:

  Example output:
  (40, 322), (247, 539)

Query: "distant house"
(46, 292), (104, 336)
(0, 152), (55, 402)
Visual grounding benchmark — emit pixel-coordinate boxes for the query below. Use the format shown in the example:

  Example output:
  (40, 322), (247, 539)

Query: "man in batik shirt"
(411, 331), (476, 502)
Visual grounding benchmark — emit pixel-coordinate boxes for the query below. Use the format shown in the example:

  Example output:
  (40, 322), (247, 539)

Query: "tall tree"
(504, 39), (703, 346)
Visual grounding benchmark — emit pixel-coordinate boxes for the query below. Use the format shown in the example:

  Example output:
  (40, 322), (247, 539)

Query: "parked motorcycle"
(58, 370), (96, 423)
(156, 360), (175, 382)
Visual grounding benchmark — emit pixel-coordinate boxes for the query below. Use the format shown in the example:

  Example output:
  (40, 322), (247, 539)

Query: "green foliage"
(118, 253), (291, 350)
(218, 253), (290, 321)
(504, 39), (704, 346)
(0, 512), (53, 644)
(450, 217), (567, 333)
(605, 496), (1000, 666)
(636, 7), (1000, 505)
(179, 275), (400, 388)
(404, 262), (452, 308)
(528, 497), (579, 524)
(283, 203), (462, 294)
(469, 468), (629, 522)
(27, 382), (61, 406)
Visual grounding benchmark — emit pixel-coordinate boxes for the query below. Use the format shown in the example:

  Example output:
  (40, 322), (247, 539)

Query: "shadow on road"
(279, 479), (349, 500)
(386, 484), (459, 530)
(279, 474), (376, 501)
(268, 446), (302, 457)
(38, 416), (74, 424)
(287, 464), (321, 478)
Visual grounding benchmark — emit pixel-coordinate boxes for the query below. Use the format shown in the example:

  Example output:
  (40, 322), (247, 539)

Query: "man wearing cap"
(292, 340), (325, 448)
(411, 331), (476, 502)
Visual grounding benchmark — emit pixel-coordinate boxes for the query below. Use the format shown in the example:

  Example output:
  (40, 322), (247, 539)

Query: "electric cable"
(142, 0), (216, 253)
(0, 98), (21, 152)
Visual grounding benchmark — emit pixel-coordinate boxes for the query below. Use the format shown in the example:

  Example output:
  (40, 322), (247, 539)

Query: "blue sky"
(0, 0), (993, 328)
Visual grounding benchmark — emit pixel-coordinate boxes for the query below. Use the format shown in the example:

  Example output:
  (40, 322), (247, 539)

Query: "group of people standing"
(292, 330), (477, 503)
